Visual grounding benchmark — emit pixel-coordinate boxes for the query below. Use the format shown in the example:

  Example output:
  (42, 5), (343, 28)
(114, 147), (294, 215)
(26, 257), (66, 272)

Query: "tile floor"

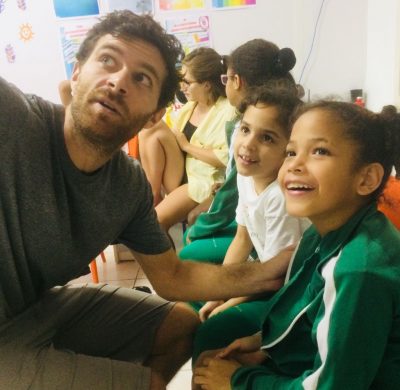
(69, 224), (191, 389)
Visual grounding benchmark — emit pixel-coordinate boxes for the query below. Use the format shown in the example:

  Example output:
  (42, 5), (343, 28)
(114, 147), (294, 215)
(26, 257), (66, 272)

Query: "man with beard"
(0, 11), (291, 389)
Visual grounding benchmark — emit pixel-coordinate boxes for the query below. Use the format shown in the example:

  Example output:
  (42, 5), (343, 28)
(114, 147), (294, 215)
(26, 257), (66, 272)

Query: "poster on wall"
(212, 0), (256, 9)
(158, 0), (205, 12)
(53, 0), (100, 18)
(99, 0), (154, 14)
(58, 17), (98, 78)
(165, 15), (211, 54)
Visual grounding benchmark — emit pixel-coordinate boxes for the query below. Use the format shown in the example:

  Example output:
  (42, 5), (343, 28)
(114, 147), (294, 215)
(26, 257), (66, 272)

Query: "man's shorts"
(0, 283), (174, 389)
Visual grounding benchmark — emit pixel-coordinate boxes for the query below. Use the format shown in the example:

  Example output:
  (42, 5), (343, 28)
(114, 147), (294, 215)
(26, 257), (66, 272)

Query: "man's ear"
(70, 62), (81, 96)
(356, 163), (384, 196)
(142, 107), (166, 129)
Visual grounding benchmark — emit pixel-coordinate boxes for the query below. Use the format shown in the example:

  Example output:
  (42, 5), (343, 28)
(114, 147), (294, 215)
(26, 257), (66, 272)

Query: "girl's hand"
(207, 297), (248, 319)
(194, 357), (241, 390)
(199, 300), (224, 322)
(217, 333), (262, 359)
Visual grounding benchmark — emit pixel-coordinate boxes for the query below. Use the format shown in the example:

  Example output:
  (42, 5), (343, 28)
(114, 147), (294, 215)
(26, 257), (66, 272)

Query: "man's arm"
(131, 247), (292, 302)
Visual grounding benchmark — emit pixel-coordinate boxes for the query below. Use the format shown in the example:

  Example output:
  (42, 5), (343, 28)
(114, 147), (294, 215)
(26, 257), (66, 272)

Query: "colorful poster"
(58, 17), (98, 78)
(212, 0), (256, 9)
(158, 0), (205, 11)
(99, 0), (154, 14)
(165, 15), (211, 54)
(53, 0), (100, 18)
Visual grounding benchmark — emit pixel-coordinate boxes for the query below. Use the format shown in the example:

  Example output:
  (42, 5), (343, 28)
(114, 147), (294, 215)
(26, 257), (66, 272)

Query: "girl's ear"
(356, 163), (384, 196)
(234, 74), (243, 90)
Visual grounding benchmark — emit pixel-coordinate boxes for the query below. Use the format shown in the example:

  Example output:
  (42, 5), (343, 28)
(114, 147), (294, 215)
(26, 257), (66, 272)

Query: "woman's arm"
(173, 128), (225, 168)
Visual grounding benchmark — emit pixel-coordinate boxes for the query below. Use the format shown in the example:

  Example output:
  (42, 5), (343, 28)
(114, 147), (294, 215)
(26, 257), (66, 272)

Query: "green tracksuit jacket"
(232, 203), (400, 389)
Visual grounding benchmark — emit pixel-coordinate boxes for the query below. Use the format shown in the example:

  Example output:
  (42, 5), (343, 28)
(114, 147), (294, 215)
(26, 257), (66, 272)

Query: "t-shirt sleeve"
(114, 161), (171, 255)
(261, 188), (304, 260)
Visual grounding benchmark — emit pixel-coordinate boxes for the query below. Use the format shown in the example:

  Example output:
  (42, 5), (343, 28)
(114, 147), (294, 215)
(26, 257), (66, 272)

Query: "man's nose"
(107, 72), (128, 95)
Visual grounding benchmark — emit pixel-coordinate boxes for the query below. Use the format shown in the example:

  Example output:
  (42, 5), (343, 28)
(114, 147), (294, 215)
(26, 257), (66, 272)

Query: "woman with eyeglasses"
(154, 47), (236, 233)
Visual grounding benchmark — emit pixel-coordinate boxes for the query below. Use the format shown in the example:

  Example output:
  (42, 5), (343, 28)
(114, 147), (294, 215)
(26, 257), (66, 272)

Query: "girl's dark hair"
(293, 101), (400, 199)
(239, 80), (303, 138)
(227, 39), (296, 88)
(76, 10), (184, 109)
(182, 47), (227, 101)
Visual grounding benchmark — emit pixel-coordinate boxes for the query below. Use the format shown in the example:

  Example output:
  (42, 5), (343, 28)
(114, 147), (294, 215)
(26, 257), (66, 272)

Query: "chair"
(89, 252), (107, 283)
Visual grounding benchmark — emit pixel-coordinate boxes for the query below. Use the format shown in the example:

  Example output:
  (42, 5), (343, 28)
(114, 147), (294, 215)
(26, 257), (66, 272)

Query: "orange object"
(89, 251), (107, 283)
(127, 135), (139, 159)
(378, 176), (400, 230)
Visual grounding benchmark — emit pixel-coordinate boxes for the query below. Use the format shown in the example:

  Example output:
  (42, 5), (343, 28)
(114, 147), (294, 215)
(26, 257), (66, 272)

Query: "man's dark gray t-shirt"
(0, 77), (171, 323)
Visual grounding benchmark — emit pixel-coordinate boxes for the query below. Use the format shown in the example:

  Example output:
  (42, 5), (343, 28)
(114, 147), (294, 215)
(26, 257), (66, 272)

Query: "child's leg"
(156, 184), (198, 231)
(139, 123), (184, 206)
(159, 128), (185, 194)
(192, 300), (269, 364)
(179, 235), (233, 264)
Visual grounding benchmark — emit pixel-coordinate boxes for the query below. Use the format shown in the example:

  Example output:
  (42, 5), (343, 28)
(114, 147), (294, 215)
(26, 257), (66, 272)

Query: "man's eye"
(133, 73), (152, 87)
(100, 55), (115, 66)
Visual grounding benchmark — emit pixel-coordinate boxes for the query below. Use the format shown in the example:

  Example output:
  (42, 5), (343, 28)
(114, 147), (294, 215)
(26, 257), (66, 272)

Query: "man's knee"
(153, 302), (200, 352)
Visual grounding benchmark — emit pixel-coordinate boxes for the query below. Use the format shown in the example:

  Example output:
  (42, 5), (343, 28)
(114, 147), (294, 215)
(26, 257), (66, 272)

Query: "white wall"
(0, 0), (395, 109)
(365, 0), (400, 111)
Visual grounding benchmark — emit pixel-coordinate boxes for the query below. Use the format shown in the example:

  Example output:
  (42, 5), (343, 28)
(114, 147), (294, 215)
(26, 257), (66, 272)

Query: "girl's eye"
(100, 55), (115, 67)
(240, 125), (250, 134)
(313, 147), (330, 156)
(261, 134), (274, 143)
(285, 150), (296, 157)
(133, 73), (152, 87)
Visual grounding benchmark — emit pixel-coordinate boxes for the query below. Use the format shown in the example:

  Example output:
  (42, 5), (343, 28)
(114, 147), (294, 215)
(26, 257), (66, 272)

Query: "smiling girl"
(191, 83), (309, 363)
(194, 101), (400, 390)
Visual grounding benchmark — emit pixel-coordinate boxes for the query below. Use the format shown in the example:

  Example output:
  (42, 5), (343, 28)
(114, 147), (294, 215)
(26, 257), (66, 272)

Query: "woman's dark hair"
(239, 80), (303, 138)
(76, 10), (184, 109)
(293, 101), (400, 200)
(182, 47), (226, 101)
(227, 39), (296, 88)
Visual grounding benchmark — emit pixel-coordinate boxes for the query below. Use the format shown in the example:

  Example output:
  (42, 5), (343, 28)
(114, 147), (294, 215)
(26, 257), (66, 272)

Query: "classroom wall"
(0, 0), (396, 110)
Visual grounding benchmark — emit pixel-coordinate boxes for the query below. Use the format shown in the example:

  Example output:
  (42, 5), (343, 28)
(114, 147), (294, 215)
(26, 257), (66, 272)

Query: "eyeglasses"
(181, 78), (198, 86)
(220, 74), (235, 86)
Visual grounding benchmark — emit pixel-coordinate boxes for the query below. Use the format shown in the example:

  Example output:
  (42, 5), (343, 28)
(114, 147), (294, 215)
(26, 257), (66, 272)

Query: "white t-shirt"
(236, 175), (310, 262)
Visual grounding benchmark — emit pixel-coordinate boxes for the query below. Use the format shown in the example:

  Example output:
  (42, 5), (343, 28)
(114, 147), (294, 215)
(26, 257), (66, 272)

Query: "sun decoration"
(19, 23), (34, 42)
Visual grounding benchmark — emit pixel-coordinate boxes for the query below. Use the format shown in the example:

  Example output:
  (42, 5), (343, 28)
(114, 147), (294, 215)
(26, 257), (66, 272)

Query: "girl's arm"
(199, 225), (254, 321)
(223, 224), (253, 265)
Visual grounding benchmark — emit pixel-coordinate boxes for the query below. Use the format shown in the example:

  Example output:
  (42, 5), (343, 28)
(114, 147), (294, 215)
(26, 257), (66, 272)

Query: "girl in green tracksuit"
(194, 101), (400, 390)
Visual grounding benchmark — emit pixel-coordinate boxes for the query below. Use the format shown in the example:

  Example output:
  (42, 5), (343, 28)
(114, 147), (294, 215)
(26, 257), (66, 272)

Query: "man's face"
(70, 34), (167, 152)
